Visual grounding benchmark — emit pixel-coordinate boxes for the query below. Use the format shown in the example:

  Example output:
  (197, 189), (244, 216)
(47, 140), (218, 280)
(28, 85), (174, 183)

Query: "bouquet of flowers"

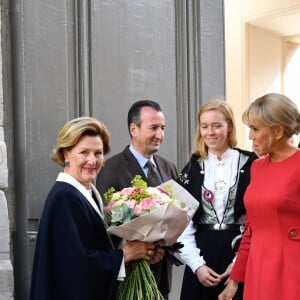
(104, 175), (199, 300)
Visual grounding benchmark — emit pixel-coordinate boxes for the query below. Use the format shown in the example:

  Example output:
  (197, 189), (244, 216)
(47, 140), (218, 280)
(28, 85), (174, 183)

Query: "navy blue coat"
(30, 181), (123, 300)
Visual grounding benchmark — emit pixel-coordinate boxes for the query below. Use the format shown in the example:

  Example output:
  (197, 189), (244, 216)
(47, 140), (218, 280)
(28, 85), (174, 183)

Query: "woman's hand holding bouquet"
(122, 240), (163, 264)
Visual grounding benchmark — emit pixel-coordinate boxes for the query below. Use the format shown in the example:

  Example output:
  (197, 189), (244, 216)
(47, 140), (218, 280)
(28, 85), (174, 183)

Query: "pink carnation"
(134, 203), (143, 215)
(140, 198), (156, 210)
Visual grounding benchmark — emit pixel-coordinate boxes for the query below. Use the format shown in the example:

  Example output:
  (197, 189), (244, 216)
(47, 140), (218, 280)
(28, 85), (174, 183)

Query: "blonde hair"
(51, 116), (110, 166)
(242, 93), (300, 138)
(193, 99), (237, 158)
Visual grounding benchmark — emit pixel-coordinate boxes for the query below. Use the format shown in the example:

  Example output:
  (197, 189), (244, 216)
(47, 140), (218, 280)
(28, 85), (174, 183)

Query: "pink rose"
(104, 200), (114, 213)
(120, 187), (135, 196)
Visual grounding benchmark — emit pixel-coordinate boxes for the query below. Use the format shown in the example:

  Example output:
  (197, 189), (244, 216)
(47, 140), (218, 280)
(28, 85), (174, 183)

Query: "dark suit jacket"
(97, 145), (178, 197)
(97, 145), (178, 296)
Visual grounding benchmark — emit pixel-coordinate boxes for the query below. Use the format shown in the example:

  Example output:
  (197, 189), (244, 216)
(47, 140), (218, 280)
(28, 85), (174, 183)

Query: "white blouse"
(178, 148), (240, 272)
(203, 148), (239, 222)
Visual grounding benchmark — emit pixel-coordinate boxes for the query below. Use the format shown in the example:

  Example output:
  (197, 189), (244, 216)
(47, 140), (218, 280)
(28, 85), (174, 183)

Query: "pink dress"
(231, 151), (300, 300)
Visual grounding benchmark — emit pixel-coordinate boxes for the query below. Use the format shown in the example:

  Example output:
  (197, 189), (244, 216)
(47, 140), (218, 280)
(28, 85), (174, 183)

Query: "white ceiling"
(248, 11), (300, 42)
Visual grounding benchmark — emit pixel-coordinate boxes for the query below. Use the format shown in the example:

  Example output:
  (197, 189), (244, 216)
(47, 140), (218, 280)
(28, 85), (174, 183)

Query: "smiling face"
(199, 109), (231, 157)
(63, 135), (104, 189)
(130, 106), (165, 158)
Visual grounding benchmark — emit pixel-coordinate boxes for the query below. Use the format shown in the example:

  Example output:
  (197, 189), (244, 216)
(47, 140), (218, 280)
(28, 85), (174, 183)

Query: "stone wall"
(0, 7), (14, 300)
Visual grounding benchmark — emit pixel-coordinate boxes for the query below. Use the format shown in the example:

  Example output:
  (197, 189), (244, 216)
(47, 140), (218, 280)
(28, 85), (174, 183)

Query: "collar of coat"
(56, 172), (104, 219)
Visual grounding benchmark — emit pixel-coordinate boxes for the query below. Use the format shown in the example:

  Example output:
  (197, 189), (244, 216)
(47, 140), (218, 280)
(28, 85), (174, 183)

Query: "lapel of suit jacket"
(122, 146), (148, 181)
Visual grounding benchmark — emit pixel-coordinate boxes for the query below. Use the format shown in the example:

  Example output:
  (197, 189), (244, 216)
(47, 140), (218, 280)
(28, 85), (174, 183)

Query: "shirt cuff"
(178, 221), (206, 273)
(190, 256), (206, 273)
(117, 257), (126, 281)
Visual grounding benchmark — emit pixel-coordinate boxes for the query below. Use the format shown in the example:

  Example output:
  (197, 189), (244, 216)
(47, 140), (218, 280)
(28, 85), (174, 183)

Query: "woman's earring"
(64, 160), (70, 167)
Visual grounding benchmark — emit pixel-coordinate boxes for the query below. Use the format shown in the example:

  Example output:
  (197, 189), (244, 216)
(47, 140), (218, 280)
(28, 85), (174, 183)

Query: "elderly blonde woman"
(30, 117), (163, 300)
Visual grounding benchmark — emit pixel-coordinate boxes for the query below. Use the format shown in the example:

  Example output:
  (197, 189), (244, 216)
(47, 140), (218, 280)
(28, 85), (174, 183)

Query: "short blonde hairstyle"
(193, 99), (237, 159)
(51, 116), (110, 167)
(242, 93), (300, 138)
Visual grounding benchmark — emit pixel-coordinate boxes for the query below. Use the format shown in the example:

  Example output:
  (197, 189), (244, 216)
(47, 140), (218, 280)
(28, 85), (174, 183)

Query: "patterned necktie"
(146, 160), (161, 186)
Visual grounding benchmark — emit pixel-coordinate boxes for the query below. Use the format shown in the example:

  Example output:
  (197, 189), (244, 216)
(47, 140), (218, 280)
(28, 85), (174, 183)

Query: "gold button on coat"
(289, 230), (297, 237)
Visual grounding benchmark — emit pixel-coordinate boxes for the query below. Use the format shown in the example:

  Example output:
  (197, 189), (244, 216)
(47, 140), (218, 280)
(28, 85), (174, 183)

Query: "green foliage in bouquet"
(103, 175), (151, 203)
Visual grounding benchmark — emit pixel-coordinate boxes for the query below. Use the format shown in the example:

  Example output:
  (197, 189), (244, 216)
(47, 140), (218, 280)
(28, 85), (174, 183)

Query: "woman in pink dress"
(218, 93), (300, 300)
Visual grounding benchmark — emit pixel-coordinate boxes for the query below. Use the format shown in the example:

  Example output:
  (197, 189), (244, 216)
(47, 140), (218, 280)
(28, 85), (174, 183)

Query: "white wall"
(224, 0), (300, 148)
(248, 25), (283, 101)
